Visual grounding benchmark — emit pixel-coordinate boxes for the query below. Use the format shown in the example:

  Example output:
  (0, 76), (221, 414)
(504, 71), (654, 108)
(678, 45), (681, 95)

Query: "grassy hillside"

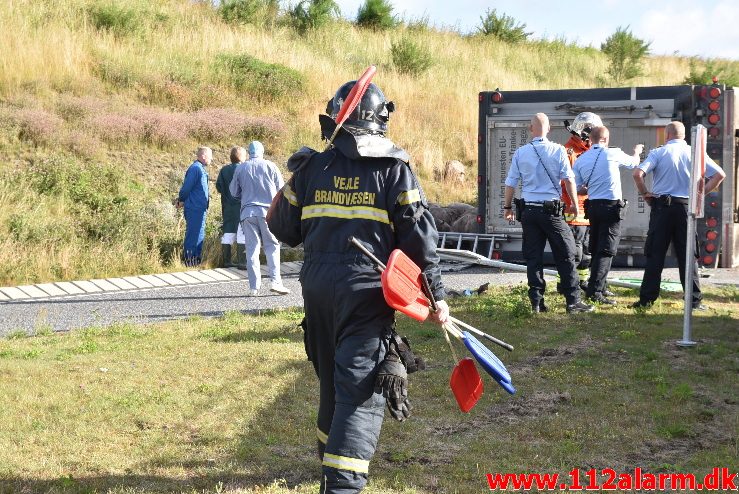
(0, 0), (735, 285)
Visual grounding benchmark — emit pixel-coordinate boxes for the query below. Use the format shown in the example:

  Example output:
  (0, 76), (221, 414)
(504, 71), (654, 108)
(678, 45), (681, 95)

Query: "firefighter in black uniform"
(267, 80), (449, 494)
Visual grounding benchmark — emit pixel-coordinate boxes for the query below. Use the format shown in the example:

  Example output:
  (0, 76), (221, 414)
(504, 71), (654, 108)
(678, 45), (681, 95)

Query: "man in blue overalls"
(268, 80), (449, 493)
(177, 146), (211, 267)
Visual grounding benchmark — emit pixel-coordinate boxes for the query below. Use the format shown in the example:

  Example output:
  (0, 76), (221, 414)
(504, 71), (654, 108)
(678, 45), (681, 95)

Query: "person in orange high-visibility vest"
(560, 112), (602, 291)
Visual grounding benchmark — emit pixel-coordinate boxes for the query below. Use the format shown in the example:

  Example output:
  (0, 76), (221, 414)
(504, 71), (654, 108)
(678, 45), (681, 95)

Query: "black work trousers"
(521, 207), (580, 306)
(570, 225), (590, 269)
(639, 202), (702, 306)
(301, 252), (393, 494)
(585, 200), (622, 298)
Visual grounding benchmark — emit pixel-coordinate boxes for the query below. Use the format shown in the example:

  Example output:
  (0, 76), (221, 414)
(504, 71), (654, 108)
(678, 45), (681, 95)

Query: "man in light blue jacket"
(177, 146), (212, 267)
(230, 141), (289, 296)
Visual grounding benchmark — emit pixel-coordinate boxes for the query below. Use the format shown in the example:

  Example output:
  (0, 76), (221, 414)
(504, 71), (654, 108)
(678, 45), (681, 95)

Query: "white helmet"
(569, 112), (602, 139)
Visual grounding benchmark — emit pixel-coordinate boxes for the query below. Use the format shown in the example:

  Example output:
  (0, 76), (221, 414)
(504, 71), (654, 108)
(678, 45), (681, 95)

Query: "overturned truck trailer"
(477, 84), (739, 268)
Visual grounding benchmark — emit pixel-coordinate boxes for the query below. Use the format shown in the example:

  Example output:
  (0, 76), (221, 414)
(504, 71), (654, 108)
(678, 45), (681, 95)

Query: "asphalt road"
(0, 266), (736, 336)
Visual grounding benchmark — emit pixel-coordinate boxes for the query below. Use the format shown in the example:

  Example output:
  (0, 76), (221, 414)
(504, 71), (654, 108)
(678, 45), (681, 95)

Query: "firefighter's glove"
(396, 335), (425, 374)
(375, 353), (412, 422)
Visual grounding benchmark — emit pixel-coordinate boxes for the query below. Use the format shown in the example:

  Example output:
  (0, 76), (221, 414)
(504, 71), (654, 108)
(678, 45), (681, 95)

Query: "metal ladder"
(437, 232), (505, 259)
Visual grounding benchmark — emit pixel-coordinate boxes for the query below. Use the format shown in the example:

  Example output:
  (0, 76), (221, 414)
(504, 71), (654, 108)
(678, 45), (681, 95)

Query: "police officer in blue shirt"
(177, 146), (212, 267)
(573, 126), (643, 305)
(631, 121), (726, 309)
(504, 113), (594, 314)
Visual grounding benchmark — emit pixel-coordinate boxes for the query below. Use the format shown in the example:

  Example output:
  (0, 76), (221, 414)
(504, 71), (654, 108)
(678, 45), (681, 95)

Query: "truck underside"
(477, 85), (738, 268)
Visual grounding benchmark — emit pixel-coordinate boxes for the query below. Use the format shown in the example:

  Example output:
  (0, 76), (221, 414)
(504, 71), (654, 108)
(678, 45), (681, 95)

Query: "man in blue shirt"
(503, 113), (594, 314)
(574, 126), (643, 304)
(230, 141), (290, 296)
(631, 121), (726, 309)
(177, 146), (212, 267)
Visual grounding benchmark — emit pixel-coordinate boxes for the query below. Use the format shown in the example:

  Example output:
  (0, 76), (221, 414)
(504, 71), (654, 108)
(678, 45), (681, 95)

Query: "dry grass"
(0, 0), (712, 176)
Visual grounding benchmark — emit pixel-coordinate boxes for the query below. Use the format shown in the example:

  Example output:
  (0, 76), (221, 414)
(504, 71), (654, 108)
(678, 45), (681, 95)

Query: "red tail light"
(708, 113), (721, 125)
(706, 230), (718, 241)
(709, 87), (721, 98)
(706, 217), (718, 228)
(708, 127), (720, 138)
(478, 93), (483, 102)
(708, 100), (720, 111)
(491, 91), (503, 103)
(703, 255), (714, 265)
(492, 251), (502, 260)
(476, 215), (482, 224)
(705, 242), (716, 253)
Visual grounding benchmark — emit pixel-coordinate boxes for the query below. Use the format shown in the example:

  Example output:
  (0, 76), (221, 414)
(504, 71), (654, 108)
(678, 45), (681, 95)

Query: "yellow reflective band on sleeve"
(316, 427), (328, 445)
(322, 453), (369, 474)
(397, 189), (421, 206)
(283, 184), (299, 207)
(301, 204), (390, 225)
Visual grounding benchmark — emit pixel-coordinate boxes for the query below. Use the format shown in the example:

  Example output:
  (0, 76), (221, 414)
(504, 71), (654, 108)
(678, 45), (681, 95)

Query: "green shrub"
(683, 58), (739, 87)
(477, 8), (531, 43)
(356, 0), (396, 30)
(391, 37), (434, 76)
(218, 0), (280, 27)
(289, 0), (340, 33)
(601, 26), (650, 85)
(27, 157), (128, 213)
(87, 2), (140, 36)
(216, 54), (305, 101)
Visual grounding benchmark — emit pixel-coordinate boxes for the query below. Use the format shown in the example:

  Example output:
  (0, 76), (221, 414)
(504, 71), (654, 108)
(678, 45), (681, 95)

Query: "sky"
(334, 0), (739, 60)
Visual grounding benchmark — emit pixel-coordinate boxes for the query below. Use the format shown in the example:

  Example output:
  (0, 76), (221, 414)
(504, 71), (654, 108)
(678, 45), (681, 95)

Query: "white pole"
(678, 213), (697, 347)
(677, 124), (705, 348)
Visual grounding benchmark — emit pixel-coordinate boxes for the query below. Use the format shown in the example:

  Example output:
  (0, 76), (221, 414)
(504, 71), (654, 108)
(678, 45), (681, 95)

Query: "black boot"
(221, 244), (233, 268)
(236, 243), (247, 270)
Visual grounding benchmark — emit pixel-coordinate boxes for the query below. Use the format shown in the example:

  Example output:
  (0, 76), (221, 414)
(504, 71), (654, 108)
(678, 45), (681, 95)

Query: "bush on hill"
(86, 2), (140, 36)
(391, 37), (434, 77)
(289, 0), (340, 33)
(356, 0), (397, 30)
(215, 53), (306, 101)
(218, 0), (280, 27)
(600, 26), (650, 85)
(477, 8), (531, 43)
(684, 58), (739, 87)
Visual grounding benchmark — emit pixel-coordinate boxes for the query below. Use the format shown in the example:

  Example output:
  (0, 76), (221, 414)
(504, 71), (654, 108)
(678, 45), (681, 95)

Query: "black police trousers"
(301, 252), (393, 494)
(570, 225), (590, 269)
(639, 201), (702, 306)
(521, 207), (580, 306)
(585, 200), (622, 298)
